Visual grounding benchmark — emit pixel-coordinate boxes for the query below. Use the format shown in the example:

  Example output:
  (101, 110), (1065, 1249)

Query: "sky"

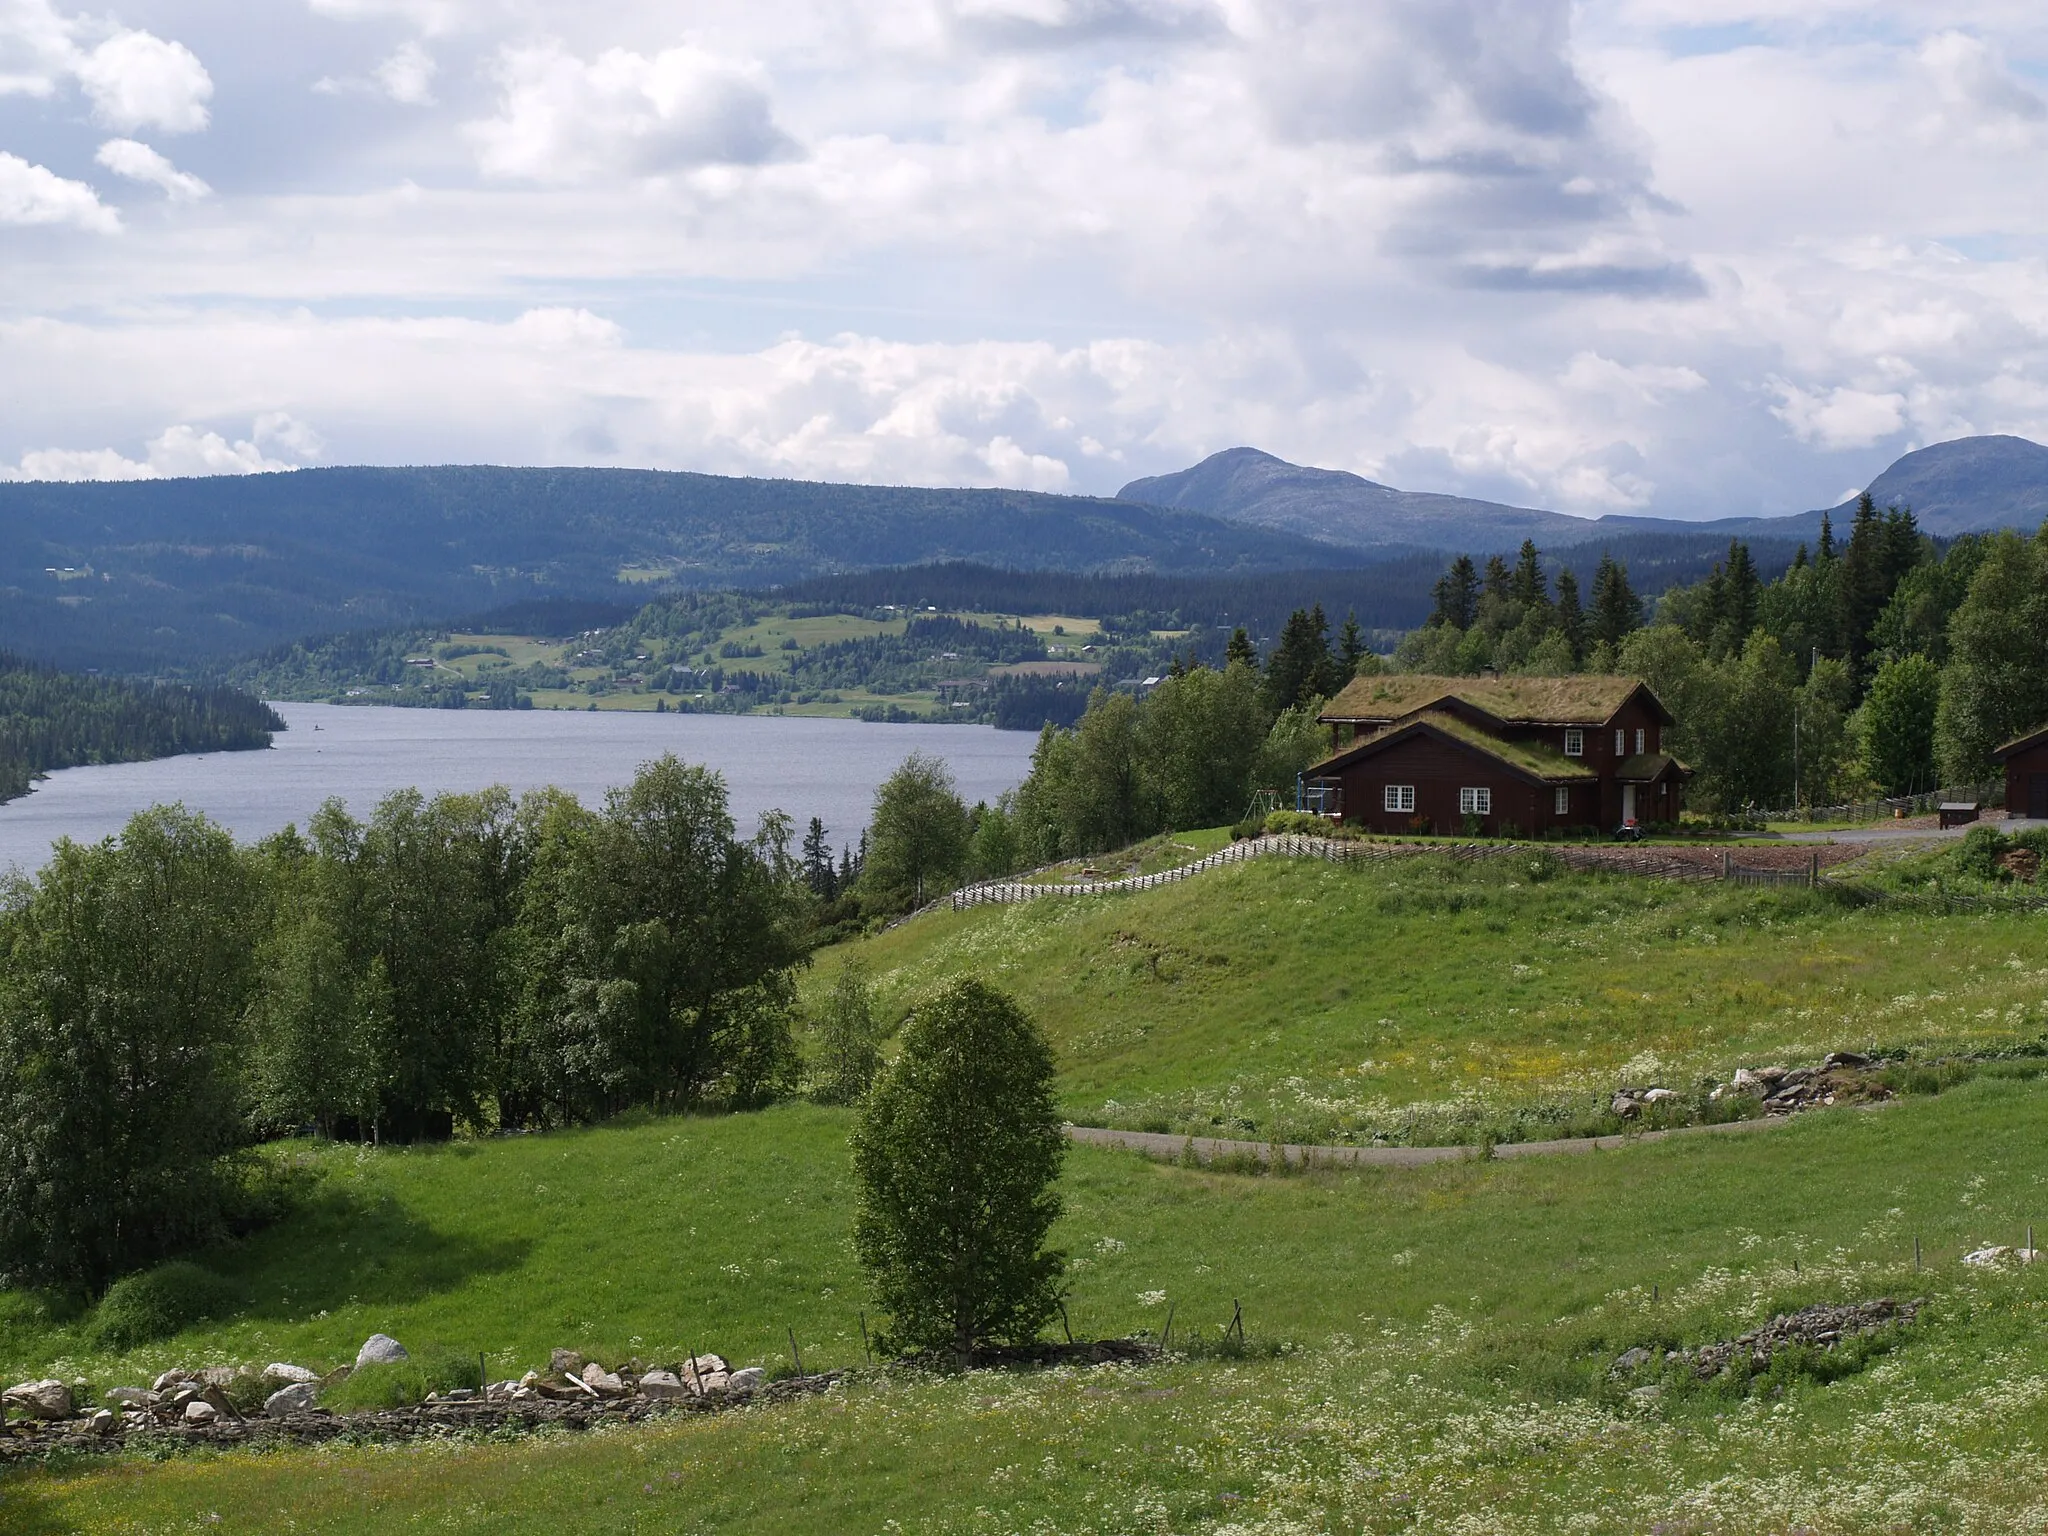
(1, 0), (2046, 520)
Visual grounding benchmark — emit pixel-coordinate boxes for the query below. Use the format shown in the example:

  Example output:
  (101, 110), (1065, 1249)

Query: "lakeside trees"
(0, 756), (821, 1289)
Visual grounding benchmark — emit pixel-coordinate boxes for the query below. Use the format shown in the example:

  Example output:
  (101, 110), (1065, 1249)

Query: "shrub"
(89, 1261), (242, 1349)
(1262, 810), (1333, 836)
(320, 1347), (481, 1412)
(851, 978), (1066, 1363)
(1953, 823), (2010, 881)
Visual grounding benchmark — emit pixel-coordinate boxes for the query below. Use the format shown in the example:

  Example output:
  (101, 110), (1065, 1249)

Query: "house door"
(2030, 772), (2048, 820)
(1622, 784), (1637, 823)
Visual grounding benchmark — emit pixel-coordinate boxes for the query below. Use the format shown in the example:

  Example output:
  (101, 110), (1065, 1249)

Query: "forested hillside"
(0, 466), (1357, 673)
(0, 655), (282, 804)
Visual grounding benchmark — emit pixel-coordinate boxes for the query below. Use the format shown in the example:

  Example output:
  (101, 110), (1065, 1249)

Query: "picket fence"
(914, 833), (1828, 919)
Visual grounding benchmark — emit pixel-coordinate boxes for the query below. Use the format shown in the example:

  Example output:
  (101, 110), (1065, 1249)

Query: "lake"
(0, 704), (1042, 874)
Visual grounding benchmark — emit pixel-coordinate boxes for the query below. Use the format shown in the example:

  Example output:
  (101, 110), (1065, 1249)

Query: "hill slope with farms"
(7, 842), (2048, 1532)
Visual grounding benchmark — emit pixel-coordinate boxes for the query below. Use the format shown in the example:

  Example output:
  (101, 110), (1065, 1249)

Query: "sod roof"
(1320, 673), (1655, 726)
(1309, 711), (1598, 784)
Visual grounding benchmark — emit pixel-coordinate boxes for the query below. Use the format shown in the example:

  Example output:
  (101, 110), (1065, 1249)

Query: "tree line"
(1398, 499), (2048, 810)
(0, 653), (281, 803)
(0, 757), (822, 1291)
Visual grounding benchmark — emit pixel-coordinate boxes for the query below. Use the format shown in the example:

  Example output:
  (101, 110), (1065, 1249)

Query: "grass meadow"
(8, 854), (2048, 1532)
(809, 853), (2048, 1145)
(6, 1081), (2048, 1531)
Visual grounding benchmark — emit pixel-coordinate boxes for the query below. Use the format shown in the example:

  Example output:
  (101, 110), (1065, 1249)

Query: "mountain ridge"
(1117, 434), (2048, 552)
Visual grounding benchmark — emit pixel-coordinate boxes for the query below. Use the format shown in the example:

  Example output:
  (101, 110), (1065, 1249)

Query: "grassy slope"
(806, 854), (2048, 1144)
(7, 1082), (2048, 1532)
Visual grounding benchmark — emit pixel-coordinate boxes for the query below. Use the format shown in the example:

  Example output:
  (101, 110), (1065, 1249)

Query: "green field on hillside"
(7, 1082), (2048, 1533)
(807, 854), (2048, 1146)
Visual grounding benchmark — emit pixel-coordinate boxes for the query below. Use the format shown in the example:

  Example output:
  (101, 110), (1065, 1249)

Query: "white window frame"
(1615, 728), (1625, 756)
(1635, 727), (1646, 755)
(1563, 728), (1583, 757)
(1459, 786), (1491, 816)
(1384, 783), (1415, 813)
(1554, 786), (1570, 816)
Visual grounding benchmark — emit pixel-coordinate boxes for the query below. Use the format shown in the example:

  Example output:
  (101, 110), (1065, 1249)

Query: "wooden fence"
(925, 833), (1830, 918)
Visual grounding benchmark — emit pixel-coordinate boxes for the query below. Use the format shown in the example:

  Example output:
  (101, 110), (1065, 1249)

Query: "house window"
(1554, 786), (1570, 816)
(1459, 786), (1492, 816)
(1615, 728), (1625, 756)
(1384, 784), (1415, 813)
(1563, 728), (1584, 757)
(1635, 727), (1646, 754)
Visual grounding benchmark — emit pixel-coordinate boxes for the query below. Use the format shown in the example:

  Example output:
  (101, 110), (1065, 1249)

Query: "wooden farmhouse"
(1303, 674), (1691, 836)
(1993, 724), (2048, 820)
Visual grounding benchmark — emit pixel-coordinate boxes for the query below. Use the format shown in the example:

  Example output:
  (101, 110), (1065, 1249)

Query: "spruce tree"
(1226, 627), (1258, 670)
(1553, 567), (1586, 666)
(1589, 555), (1644, 649)
(1482, 554), (1512, 603)
(1338, 611), (1366, 677)
(800, 816), (837, 900)
(1510, 540), (1548, 607)
(1430, 556), (1479, 630)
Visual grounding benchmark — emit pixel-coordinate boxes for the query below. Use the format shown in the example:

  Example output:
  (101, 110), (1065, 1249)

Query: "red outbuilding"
(1993, 724), (2048, 820)
(1304, 674), (1690, 836)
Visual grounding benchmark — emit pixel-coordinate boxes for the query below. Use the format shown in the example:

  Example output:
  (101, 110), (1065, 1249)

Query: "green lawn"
(806, 852), (2048, 1145)
(8, 1081), (2048, 1533)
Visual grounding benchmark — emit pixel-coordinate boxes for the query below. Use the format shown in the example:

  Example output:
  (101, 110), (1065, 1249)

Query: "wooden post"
(788, 1327), (804, 1377)
(1059, 1300), (1073, 1343)
(1162, 1301), (1176, 1350)
(1809, 850), (1819, 888)
(479, 1351), (488, 1397)
(1721, 849), (1731, 879)
(1915, 1236), (1922, 1271)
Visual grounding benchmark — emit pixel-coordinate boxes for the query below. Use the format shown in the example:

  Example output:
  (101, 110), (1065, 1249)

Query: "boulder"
(356, 1334), (409, 1367)
(1642, 1088), (1679, 1104)
(726, 1367), (766, 1393)
(264, 1363), (319, 1385)
(579, 1363), (626, 1397)
(1822, 1051), (1871, 1070)
(265, 1381), (320, 1418)
(153, 1369), (189, 1392)
(1964, 1245), (2012, 1268)
(1610, 1094), (1641, 1118)
(1610, 1347), (1654, 1375)
(550, 1349), (587, 1377)
(89, 1409), (118, 1436)
(199, 1384), (241, 1420)
(183, 1400), (219, 1425)
(104, 1386), (154, 1408)
(681, 1354), (729, 1392)
(639, 1369), (688, 1400)
(197, 1366), (241, 1388)
(3, 1379), (74, 1420)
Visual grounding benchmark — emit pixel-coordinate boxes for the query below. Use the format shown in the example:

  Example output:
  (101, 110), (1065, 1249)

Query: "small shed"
(1994, 725), (2048, 821)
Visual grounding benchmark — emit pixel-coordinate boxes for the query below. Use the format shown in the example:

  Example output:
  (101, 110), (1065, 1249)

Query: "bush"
(851, 978), (1066, 1363)
(1263, 810), (1336, 836)
(1953, 823), (2010, 881)
(320, 1347), (481, 1411)
(89, 1261), (242, 1349)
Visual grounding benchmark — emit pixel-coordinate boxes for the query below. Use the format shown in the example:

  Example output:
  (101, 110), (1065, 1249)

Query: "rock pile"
(3, 1336), (797, 1463)
(1613, 1298), (1921, 1383)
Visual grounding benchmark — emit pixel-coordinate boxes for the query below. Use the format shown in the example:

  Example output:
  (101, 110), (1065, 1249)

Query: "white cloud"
(467, 41), (797, 181)
(0, 150), (116, 231)
(75, 29), (213, 133)
(95, 138), (209, 200)
(1769, 380), (1909, 450)
(0, 416), (322, 482)
(375, 40), (438, 103)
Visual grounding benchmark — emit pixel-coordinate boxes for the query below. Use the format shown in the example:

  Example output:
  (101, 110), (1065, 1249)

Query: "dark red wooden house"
(1303, 674), (1690, 836)
(1994, 724), (2048, 820)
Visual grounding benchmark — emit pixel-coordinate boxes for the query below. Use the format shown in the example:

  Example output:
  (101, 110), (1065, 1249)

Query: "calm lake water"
(0, 704), (1041, 875)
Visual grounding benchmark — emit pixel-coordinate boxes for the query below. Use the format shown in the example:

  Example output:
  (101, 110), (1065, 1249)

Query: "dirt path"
(1064, 1112), (1816, 1169)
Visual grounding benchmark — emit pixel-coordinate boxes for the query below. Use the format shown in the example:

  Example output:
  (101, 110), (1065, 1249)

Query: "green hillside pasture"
(8, 1082), (2048, 1532)
(805, 852), (2048, 1146)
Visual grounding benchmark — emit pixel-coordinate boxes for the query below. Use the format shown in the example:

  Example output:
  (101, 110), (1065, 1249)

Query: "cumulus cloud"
(1769, 380), (1909, 450)
(75, 29), (213, 133)
(467, 41), (797, 181)
(94, 138), (209, 200)
(0, 150), (116, 230)
(316, 39), (439, 103)
(0, 415), (323, 482)
(1917, 30), (2045, 146)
